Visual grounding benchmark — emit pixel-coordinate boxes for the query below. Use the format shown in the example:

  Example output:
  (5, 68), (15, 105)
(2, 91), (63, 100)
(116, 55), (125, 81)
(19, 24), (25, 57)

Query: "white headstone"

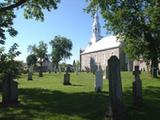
(95, 65), (103, 92)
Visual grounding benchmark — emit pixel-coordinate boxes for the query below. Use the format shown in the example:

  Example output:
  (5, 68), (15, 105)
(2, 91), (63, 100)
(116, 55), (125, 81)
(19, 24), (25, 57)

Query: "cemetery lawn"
(0, 72), (160, 120)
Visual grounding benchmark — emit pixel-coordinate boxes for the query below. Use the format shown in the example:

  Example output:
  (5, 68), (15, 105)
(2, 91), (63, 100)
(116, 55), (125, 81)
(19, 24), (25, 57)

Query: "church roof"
(81, 36), (121, 54)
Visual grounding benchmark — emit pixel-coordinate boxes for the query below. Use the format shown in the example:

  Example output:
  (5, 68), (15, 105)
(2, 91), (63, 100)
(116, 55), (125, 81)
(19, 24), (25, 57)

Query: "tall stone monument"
(95, 65), (103, 92)
(133, 65), (143, 107)
(106, 56), (126, 120)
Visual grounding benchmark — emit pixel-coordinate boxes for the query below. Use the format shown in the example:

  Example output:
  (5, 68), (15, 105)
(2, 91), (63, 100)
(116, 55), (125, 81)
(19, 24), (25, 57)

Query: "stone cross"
(95, 65), (103, 92)
(106, 56), (126, 120)
(132, 65), (143, 106)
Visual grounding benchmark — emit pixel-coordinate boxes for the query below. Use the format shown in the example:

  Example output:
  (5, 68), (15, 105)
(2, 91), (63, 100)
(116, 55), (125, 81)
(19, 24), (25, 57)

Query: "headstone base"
(133, 81), (143, 107)
(63, 74), (71, 85)
(95, 87), (102, 93)
(105, 104), (127, 120)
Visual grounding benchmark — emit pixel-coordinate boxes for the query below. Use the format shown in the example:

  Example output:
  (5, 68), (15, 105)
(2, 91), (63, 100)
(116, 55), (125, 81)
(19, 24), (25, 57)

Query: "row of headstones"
(28, 65), (80, 81)
(1, 65), (74, 106)
(1, 67), (73, 106)
(1, 56), (142, 111)
(105, 56), (142, 120)
(63, 55), (143, 120)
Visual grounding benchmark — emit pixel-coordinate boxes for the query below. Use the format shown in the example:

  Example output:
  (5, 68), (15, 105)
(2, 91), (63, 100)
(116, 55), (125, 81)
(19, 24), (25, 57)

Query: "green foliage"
(28, 41), (48, 64)
(86, 0), (160, 77)
(59, 62), (67, 72)
(26, 54), (37, 66)
(0, 10), (17, 44)
(0, 0), (60, 44)
(50, 35), (72, 65)
(28, 41), (48, 77)
(0, 43), (22, 79)
(86, 0), (160, 58)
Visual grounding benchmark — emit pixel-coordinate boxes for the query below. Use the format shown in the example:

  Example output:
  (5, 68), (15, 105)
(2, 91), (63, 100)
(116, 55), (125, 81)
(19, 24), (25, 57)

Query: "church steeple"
(90, 11), (101, 45)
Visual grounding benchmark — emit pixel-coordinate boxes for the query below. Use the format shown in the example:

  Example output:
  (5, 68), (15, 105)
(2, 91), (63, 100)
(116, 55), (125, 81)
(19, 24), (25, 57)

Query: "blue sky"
(3, 0), (107, 64)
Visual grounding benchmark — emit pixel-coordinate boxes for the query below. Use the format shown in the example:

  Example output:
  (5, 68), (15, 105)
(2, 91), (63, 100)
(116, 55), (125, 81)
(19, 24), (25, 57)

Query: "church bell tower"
(90, 11), (101, 45)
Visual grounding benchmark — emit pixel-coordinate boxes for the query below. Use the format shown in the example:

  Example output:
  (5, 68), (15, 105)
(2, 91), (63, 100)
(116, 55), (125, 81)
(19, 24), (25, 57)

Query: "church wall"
(80, 47), (120, 71)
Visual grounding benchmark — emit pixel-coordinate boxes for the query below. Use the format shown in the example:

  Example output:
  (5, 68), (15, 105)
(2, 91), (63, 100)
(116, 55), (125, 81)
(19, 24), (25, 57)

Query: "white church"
(80, 12), (133, 72)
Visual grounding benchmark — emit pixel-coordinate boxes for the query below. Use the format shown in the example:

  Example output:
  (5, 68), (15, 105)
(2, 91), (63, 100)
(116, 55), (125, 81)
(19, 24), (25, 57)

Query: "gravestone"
(95, 65), (103, 92)
(28, 66), (33, 80)
(10, 79), (18, 104)
(76, 66), (79, 75)
(2, 73), (19, 106)
(106, 56), (126, 120)
(132, 65), (143, 107)
(58, 66), (61, 73)
(63, 66), (71, 85)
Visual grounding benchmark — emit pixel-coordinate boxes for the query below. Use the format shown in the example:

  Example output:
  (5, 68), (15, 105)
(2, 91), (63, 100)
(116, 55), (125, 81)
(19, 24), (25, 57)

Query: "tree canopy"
(28, 41), (47, 77)
(0, 0), (60, 44)
(50, 36), (72, 67)
(26, 54), (37, 66)
(86, 0), (160, 77)
(0, 43), (22, 79)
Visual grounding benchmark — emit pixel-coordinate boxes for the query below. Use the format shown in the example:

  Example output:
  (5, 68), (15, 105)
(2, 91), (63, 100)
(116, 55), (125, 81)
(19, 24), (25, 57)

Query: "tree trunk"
(39, 62), (43, 77)
(145, 32), (158, 78)
(151, 56), (158, 78)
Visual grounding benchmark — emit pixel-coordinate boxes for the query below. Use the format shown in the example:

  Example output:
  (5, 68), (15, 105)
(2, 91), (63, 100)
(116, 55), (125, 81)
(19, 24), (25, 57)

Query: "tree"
(86, 0), (160, 78)
(26, 54), (37, 67)
(0, 0), (60, 44)
(49, 36), (72, 71)
(28, 41), (47, 77)
(0, 43), (22, 105)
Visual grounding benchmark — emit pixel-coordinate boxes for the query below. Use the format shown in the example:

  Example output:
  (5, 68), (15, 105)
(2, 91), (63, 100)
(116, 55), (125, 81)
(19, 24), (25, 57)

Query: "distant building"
(42, 55), (53, 72)
(80, 12), (133, 72)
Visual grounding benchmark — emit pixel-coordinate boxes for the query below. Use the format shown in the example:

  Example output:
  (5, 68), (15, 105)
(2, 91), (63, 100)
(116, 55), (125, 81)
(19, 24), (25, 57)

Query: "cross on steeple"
(90, 10), (101, 45)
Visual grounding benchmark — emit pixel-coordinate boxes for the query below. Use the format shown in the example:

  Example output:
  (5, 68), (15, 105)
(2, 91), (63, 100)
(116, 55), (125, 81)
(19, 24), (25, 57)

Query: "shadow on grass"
(0, 86), (160, 120)
(123, 86), (160, 120)
(70, 84), (84, 86)
(0, 88), (108, 120)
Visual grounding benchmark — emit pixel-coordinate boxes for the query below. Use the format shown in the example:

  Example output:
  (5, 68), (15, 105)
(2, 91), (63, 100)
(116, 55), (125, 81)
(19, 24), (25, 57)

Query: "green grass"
(0, 72), (160, 120)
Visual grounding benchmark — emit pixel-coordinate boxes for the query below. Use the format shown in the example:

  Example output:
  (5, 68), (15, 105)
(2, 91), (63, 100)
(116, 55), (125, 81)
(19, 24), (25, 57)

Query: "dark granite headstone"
(63, 66), (71, 85)
(10, 79), (18, 104)
(106, 56), (126, 120)
(2, 75), (19, 106)
(133, 66), (143, 107)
